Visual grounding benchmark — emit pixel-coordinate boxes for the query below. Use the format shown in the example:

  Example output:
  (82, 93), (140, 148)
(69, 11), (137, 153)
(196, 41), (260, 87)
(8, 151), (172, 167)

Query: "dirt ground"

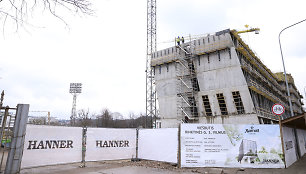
(21, 155), (306, 174)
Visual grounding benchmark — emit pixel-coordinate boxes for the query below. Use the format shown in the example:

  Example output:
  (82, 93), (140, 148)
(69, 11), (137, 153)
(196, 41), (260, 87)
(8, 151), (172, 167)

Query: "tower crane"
(146, 0), (157, 128)
(235, 25), (260, 34)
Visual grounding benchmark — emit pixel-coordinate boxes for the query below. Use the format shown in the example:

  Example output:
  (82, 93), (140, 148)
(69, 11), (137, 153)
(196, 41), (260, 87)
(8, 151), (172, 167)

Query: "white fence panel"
(138, 128), (178, 163)
(282, 126), (298, 167)
(86, 128), (136, 161)
(181, 124), (284, 168)
(21, 125), (82, 168)
(296, 129), (306, 156)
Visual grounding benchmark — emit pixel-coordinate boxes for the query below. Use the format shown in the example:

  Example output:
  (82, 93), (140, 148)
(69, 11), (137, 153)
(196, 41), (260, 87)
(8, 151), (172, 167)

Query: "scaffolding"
(175, 37), (199, 123)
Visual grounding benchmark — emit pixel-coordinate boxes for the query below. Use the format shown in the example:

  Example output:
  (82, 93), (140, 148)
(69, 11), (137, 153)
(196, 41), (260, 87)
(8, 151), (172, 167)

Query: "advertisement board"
(181, 124), (285, 168)
(21, 125), (82, 168)
(85, 128), (136, 161)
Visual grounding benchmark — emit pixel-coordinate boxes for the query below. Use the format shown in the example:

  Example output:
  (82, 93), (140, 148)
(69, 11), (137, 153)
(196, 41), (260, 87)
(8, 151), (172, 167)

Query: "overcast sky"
(1, 0), (305, 119)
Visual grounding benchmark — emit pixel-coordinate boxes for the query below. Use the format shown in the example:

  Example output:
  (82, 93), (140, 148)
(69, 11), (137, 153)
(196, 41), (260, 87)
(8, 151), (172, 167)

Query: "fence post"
(178, 124), (181, 168)
(135, 128), (139, 160)
(80, 126), (87, 168)
(279, 119), (286, 168)
(5, 104), (29, 174)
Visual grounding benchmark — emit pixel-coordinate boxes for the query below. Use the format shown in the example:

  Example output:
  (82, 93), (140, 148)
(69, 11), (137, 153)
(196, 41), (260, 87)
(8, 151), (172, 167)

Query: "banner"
(21, 125), (82, 168)
(138, 128), (178, 163)
(85, 128), (136, 161)
(181, 124), (285, 168)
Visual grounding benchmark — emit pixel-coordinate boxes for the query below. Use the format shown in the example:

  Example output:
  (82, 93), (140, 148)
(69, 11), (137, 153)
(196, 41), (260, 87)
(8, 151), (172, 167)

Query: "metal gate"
(0, 91), (29, 174)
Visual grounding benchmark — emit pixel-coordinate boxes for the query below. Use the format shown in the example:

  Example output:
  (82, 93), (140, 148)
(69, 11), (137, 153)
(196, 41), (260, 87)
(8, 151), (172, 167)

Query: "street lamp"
(278, 18), (306, 117)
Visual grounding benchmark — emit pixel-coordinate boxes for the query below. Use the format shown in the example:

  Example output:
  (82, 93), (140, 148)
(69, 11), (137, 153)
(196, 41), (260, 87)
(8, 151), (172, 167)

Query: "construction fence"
(20, 124), (306, 169)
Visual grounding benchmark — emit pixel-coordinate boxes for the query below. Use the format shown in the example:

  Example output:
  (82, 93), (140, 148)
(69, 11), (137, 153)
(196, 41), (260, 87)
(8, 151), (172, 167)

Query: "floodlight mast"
(146, 0), (157, 128)
(70, 83), (82, 126)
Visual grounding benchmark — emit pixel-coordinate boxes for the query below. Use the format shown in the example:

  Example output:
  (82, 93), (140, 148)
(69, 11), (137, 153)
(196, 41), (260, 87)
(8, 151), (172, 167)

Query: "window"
(218, 51), (221, 61)
(198, 40), (200, 45)
(217, 93), (228, 115)
(228, 48), (231, 59)
(207, 54), (210, 63)
(203, 39), (205, 45)
(208, 37), (210, 43)
(232, 91), (245, 114)
(153, 66), (155, 75)
(168, 49), (170, 54)
(202, 95), (212, 116)
(166, 64), (169, 72)
(198, 58), (200, 66)
(159, 66), (161, 74)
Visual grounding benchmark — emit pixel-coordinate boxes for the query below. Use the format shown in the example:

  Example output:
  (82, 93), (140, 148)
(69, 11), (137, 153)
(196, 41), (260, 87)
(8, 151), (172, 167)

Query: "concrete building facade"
(151, 29), (303, 128)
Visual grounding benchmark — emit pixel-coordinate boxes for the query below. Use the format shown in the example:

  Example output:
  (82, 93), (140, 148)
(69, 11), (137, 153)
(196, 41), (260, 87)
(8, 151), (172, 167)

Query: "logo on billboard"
(27, 140), (74, 150)
(245, 126), (259, 134)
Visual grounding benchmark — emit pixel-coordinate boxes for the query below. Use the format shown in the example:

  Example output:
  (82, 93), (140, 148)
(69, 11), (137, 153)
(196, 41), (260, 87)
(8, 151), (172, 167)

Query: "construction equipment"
(236, 25), (260, 34)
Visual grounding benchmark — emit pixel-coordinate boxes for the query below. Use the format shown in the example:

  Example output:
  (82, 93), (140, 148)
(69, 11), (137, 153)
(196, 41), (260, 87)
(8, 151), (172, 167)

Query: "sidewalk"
(21, 155), (306, 174)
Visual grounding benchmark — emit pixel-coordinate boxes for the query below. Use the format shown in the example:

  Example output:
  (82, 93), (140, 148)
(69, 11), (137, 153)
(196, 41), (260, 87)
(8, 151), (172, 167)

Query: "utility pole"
(146, 0), (157, 128)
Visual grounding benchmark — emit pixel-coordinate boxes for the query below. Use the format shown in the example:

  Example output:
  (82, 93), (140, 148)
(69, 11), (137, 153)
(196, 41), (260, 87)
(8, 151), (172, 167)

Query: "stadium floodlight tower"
(70, 83), (82, 126)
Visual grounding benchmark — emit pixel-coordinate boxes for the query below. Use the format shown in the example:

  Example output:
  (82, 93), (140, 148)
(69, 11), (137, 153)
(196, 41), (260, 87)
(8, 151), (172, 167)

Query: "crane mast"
(146, 0), (157, 128)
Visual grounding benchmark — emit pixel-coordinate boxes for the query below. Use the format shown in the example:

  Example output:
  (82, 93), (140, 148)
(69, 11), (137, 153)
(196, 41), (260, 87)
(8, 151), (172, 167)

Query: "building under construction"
(151, 29), (304, 128)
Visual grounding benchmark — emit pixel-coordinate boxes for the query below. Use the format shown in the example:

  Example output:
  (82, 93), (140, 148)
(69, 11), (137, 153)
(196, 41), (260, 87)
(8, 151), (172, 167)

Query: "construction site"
(150, 29), (304, 128)
(0, 0), (306, 173)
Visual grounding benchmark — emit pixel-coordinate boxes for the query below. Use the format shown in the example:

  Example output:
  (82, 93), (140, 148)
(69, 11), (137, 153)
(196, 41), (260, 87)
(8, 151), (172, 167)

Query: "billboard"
(180, 124), (285, 168)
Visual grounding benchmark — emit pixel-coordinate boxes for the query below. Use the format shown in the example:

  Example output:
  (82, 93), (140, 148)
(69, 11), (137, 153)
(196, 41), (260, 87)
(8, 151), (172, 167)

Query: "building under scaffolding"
(151, 29), (304, 128)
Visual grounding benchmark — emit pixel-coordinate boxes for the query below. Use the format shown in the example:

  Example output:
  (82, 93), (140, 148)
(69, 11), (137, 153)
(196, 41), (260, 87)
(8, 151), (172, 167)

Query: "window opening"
(228, 48), (231, 59)
(166, 64), (169, 72)
(232, 91), (245, 114)
(217, 93), (228, 115)
(159, 66), (161, 74)
(207, 54), (210, 63)
(218, 51), (221, 61)
(202, 95), (212, 116)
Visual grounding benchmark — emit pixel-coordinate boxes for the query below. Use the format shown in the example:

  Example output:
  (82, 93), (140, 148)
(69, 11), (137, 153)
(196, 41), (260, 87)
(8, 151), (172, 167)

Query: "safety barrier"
(20, 124), (306, 169)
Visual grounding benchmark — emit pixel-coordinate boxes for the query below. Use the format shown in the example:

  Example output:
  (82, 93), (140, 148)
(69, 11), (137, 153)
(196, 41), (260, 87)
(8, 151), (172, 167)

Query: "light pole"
(279, 18), (306, 117)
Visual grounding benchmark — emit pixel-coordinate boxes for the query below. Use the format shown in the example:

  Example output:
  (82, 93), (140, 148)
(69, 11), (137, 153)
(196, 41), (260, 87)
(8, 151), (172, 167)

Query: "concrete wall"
(155, 63), (177, 121)
(195, 47), (258, 124)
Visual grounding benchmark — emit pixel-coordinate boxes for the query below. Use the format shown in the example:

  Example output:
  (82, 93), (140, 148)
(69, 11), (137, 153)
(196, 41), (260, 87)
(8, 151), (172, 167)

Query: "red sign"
(272, 104), (285, 115)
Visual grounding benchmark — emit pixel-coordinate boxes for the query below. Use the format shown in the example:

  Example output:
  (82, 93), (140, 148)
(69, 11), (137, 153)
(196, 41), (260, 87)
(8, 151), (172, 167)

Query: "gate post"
(5, 104), (29, 174)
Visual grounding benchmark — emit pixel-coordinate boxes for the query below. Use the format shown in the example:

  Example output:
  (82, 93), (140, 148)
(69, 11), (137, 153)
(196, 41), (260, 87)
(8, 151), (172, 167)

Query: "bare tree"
(76, 109), (92, 127)
(0, 0), (93, 30)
